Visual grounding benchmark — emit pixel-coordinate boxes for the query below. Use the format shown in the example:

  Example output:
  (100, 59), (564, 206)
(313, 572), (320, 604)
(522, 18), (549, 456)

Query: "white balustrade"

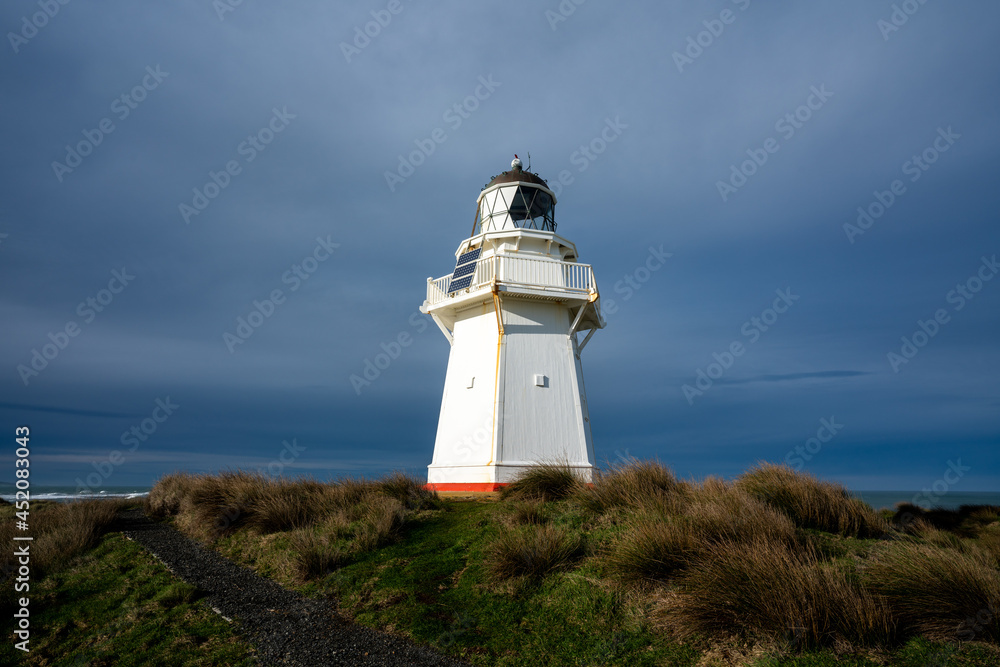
(426, 255), (595, 306)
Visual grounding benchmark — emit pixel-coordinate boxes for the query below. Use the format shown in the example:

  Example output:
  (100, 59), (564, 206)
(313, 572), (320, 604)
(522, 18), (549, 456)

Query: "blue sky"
(1, 1), (998, 492)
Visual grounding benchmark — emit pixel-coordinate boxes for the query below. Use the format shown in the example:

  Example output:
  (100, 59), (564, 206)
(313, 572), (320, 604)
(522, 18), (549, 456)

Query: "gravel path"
(117, 509), (470, 667)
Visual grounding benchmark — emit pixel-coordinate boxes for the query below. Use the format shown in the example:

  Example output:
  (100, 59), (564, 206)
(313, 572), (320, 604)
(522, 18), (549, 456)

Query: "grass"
(0, 530), (255, 666)
(320, 501), (701, 666)
(658, 539), (896, 649)
(576, 459), (684, 513)
(144, 465), (1000, 665)
(483, 524), (585, 582)
(893, 502), (1000, 538)
(501, 500), (547, 527)
(288, 529), (349, 581)
(736, 463), (889, 537)
(498, 464), (581, 502)
(145, 470), (440, 551)
(864, 541), (1000, 642)
(13, 463), (998, 665)
(601, 474), (799, 584)
(0, 498), (133, 614)
(144, 471), (443, 592)
(603, 518), (703, 583)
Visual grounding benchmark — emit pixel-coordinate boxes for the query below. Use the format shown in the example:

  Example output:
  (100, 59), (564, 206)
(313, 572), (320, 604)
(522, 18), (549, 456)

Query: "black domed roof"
(483, 166), (550, 190)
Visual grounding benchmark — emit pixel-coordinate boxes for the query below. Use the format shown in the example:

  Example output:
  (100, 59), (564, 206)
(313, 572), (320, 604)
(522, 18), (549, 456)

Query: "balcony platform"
(421, 253), (603, 334)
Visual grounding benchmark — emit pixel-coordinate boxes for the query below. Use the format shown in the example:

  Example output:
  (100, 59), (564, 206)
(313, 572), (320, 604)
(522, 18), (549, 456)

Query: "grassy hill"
(3, 463), (999, 665)
(0, 500), (254, 665)
(146, 464), (1000, 665)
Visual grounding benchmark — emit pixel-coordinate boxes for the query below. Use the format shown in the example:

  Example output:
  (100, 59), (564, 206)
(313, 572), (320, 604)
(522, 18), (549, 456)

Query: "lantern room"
(474, 159), (557, 234)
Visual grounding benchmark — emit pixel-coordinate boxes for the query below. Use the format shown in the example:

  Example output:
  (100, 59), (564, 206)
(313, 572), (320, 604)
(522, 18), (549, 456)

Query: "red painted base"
(424, 482), (508, 492)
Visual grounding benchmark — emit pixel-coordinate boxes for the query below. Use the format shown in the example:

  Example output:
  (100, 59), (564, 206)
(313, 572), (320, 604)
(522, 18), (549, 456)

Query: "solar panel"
(452, 262), (476, 279)
(448, 275), (474, 292)
(457, 247), (481, 265)
(448, 246), (482, 293)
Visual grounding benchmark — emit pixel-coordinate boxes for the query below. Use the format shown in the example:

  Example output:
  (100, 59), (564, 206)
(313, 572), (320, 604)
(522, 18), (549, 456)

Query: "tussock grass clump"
(865, 542), (1000, 642)
(503, 501), (547, 527)
(736, 463), (887, 537)
(576, 460), (683, 513)
(317, 478), (371, 512)
(499, 465), (581, 502)
(145, 471), (201, 518)
(1, 498), (133, 611)
(907, 520), (968, 552)
(146, 471), (432, 567)
(484, 525), (584, 582)
(604, 481), (799, 583)
(179, 471), (273, 538)
(252, 492), (315, 534)
(604, 519), (701, 583)
(377, 472), (441, 510)
(659, 540), (895, 649)
(148, 470), (434, 543)
(682, 480), (799, 547)
(966, 505), (1000, 527)
(977, 531), (1000, 567)
(355, 496), (407, 551)
(290, 530), (348, 581)
(28, 500), (130, 575)
(893, 503), (1000, 538)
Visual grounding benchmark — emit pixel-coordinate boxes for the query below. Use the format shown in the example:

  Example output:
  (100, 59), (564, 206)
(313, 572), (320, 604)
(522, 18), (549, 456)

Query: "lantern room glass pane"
(477, 183), (556, 233)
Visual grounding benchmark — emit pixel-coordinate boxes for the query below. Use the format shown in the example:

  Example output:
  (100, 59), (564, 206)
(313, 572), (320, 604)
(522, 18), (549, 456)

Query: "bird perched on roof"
(511, 154), (522, 170)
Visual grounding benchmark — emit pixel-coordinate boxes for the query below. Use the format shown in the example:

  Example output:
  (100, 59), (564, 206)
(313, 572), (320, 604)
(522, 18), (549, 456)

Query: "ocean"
(1, 485), (150, 503)
(850, 490), (1000, 511)
(3, 486), (999, 510)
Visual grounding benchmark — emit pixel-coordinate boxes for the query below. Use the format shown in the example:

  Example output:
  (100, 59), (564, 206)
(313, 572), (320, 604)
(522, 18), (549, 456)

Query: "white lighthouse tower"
(420, 157), (605, 491)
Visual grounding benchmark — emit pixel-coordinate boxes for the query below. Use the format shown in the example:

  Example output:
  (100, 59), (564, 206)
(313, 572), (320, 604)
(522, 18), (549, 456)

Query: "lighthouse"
(420, 157), (605, 491)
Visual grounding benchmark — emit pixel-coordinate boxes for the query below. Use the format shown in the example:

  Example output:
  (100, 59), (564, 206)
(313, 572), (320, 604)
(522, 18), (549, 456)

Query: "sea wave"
(1, 491), (149, 503)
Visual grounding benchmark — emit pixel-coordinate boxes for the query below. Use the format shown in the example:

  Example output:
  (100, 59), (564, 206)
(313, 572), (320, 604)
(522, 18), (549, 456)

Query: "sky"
(1, 1), (998, 493)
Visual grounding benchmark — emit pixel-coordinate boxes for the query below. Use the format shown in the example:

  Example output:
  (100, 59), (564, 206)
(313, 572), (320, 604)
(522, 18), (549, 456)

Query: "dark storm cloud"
(716, 371), (872, 385)
(1, 1), (998, 491)
(0, 401), (137, 419)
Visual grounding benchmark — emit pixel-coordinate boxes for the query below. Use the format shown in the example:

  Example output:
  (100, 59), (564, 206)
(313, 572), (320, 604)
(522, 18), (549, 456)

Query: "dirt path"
(116, 509), (470, 667)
